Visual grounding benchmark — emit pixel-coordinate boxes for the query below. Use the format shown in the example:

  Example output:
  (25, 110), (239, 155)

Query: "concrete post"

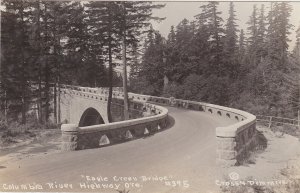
(216, 136), (237, 167)
(61, 124), (79, 151)
(216, 126), (238, 167)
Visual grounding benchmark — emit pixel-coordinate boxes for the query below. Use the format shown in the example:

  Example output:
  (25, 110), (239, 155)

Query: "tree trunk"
(298, 74), (300, 128)
(0, 42), (5, 123)
(122, 35), (129, 120)
(57, 74), (61, 123)
(20, 4), (26, 124)
(107, 36), (113, 122)
(44, 64), (50, 123)
(44, 2), (50, 123)
(38, 63), (43, 123)
(53, 17), (57, 124)
(107, 5), (113, 123)
(122, 2), (129, 120)
(35, 0), (43, 124)
(53, 81), (57, 124)
(4, 90), (7, 123)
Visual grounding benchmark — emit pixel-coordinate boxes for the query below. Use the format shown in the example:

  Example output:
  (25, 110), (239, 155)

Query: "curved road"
(0, 107), (235, 193)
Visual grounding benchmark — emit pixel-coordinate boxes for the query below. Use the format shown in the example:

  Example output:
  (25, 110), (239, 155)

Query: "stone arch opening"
(79, 108), (105, 127)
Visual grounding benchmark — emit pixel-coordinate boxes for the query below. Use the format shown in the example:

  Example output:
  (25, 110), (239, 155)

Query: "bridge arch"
(79, 108), (105, 127)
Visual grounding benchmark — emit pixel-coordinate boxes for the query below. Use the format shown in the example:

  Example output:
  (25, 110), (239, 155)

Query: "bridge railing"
(61, 100), (168, 151)
(60, 84), (123, 96)
(61, 85), (256, 166)
(125, 93), (256, 166)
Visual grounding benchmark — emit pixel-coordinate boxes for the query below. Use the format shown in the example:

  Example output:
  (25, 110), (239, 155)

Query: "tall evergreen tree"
(202, 2), (224, 76)
(257, 4), (267, 60)
(117, 1), (165, 120)
(238, 29), (246, 61)
(224, 2), (239, 79)
(247, 5), (259, 67)
(224, 2), (238, 57)
(1, 0), (34, 124)
(294, 24), (300, 59)
(167, 25), (176, 45)
(86, 1), (121, 122)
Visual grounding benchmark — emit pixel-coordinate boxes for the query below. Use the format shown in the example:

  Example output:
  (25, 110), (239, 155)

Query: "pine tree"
(258, 2), (294, 115)
(201, 2), (224, 76)
(247, 5), (259, 67)
(117, 1), (165, 120)
(238, 29), (246, 61)
(30, 0), (44, 124)
(224, 2), (239, 79)
(294, 24), (300, 60)
(197, 2), (228, 105)
(257, 4), (267, 60)
(86, 1), (121, 122)
(194, 6), (211, 74)
(167, 25), (176, 45)
(1, 0), (35, 124)
(224, 2), (238, 57)
(137, 30), (166, 95)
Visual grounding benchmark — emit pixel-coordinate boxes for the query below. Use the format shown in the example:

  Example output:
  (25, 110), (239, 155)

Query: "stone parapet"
(61, 101), (168, 151)
(60, 85), (257, 167)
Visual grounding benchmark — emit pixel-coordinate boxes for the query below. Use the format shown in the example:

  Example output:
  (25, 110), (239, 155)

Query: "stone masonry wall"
(60, 85), (257, 167)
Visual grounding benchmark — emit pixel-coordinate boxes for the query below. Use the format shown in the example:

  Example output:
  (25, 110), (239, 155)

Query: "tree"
(293, 24), (300, 59)
(224, 2), (239, 79)
(247, 5), (259, 67)
(135, 30), (166, 95)
(258, 2), (294, 115)
(284, 25), (300, 118)
(238, 29), (246, 62)
(1, 0), (34, 124)
(86, 1), (121, 123)
(224, 2), (238, 57)
(200, 2), (224, 76)
(117, 1), (165, 120)
(257, 4), (267, 60)
(167, 25), (176, 45)
(268, 2), (293, 70)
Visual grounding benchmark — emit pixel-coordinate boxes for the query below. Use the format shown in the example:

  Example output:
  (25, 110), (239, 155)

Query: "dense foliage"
(0, 0), (164, 125)
(1, 1), (299, 128)
(131, 2), (300, 118)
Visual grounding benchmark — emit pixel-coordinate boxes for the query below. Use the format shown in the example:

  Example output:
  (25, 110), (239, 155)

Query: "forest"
(0, 1), (300, 130)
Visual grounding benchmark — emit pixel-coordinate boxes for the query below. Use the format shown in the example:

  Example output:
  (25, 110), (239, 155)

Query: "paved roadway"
(0, 107), (235, 193)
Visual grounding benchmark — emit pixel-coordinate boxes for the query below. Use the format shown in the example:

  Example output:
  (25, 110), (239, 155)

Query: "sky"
(151, 1), (300, 51)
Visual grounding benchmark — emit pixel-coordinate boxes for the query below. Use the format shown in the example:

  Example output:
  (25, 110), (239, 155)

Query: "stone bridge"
(59, 85), (257, 166)
(59, 86), (110, 126)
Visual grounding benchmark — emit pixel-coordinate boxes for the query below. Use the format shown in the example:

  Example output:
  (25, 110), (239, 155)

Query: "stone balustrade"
(140, 96), (257, 166)
(60, 85), (257, 166)
(61, 101), (168, 151)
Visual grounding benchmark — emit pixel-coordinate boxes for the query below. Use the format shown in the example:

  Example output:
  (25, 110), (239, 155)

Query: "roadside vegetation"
(130, 2), (300, 120)
(1, 1), (164, 145)
(257, 121), (300, 139)
(0, 113), (57, 148)
(1, 1), (299, 154)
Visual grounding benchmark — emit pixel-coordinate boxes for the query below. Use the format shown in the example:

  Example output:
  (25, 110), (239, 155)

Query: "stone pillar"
(216, 136), (237, 167)
(61, 124), (79, 151)
(216, 126), (237, 167)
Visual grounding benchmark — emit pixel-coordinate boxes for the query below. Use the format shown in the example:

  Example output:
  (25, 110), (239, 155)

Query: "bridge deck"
(0, 107), (235, 193)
